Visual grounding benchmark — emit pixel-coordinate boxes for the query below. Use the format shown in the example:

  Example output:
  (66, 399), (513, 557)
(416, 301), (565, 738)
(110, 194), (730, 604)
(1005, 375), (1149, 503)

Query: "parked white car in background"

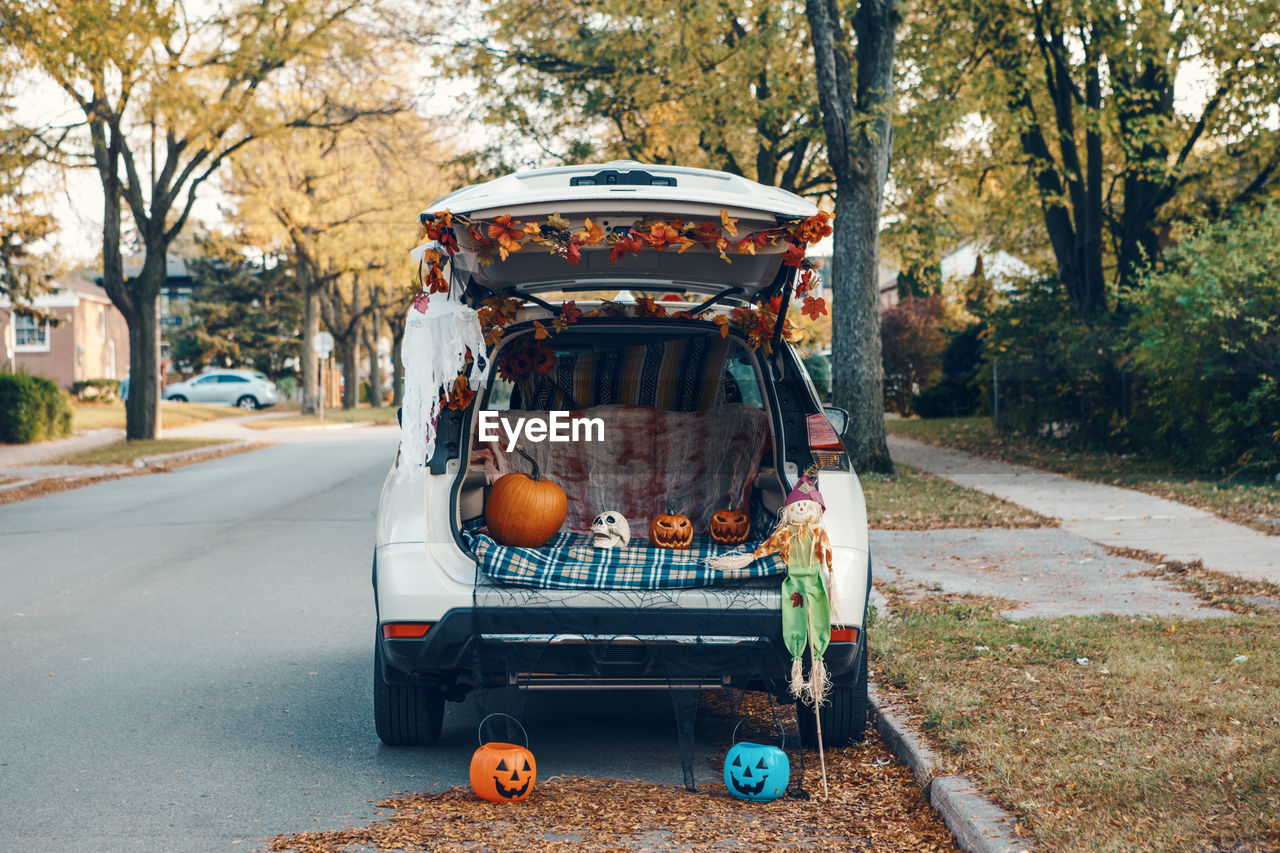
(164, 369), (278, 409)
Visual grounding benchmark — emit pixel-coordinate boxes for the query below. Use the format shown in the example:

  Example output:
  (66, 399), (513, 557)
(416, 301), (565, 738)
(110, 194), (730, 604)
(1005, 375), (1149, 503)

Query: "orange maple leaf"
(487, 215), (527, 260)
(781, 242), (806, 269)
(716, 237), (733, 264)
(578, 218), (605, 246)
(720, 209), (739, 237)
(609, 235), (643, 264)
(801, 296), (828, 320)
(532, 320), (550, 340)
(642, 221), (680, 250)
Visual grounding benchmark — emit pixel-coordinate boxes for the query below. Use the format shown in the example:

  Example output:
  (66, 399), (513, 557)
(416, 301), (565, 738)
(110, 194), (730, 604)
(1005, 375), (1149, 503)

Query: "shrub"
(0, 372), (73, 443)
(72, 378), (121, 402)
(1130, 203), (1280, 475)
(912, 323), (987, 418)
(881, 296), (947, 414)
(982, 278), (1132, 443)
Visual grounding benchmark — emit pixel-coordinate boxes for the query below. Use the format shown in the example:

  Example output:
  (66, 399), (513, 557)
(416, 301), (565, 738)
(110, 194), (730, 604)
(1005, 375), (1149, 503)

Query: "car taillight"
(806, 413), (846, 469)
(806, 413), (844, 449)
(830, 627), (859, 644)
(382, 623), (432, 639)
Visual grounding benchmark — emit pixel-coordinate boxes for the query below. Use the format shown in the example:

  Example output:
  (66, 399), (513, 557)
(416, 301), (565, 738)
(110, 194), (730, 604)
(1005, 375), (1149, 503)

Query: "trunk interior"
(452, 320), (791, 592)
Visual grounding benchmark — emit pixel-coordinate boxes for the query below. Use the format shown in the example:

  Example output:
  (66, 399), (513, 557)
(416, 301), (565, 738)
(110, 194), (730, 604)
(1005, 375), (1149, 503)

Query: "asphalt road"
(0, 433), (703, 852)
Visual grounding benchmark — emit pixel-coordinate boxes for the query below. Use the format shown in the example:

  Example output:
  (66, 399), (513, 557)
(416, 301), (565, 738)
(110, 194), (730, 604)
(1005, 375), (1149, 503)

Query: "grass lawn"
(887, 416), (1280, 536)
(72, 401), (246, 432)
(240, 405), (398, 430)
(49, 438), (234, 465)
(862, 463), (1052, 529)
(874, 595), (1280, 852)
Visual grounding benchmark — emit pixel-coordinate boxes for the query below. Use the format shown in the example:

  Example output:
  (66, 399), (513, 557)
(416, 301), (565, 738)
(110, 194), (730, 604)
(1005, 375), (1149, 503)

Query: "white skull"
(591, 510), (631, 549)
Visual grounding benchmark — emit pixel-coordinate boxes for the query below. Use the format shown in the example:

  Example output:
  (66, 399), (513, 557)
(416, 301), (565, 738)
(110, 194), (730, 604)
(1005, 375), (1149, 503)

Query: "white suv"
(374, 162), (871, 748)
(164, 369), (278, 409)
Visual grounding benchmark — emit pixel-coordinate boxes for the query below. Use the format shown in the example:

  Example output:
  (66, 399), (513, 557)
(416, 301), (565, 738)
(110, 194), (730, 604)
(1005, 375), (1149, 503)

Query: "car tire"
(797, 646), (868, 748)
(168, 395), (187, 403)
(235, 395), (259, 410)
(374, 638), (444, 746)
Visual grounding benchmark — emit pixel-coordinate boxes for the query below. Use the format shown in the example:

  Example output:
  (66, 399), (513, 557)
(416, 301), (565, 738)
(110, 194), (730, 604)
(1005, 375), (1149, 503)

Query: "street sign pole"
(311, 331), (335, 424)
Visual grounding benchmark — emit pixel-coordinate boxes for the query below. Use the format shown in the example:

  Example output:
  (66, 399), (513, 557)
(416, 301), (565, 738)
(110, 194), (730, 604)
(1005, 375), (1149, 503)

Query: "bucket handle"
(477, 712), (529, 749)
(730, 717), (786, 751)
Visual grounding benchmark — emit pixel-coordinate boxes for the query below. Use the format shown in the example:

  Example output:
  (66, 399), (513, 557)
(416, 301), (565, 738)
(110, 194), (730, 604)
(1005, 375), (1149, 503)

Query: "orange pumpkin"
(487, 446), (567, 547)
(470, 741), (537, 802)
(650, 506), (693, 549)
(709, 497), (751, 545)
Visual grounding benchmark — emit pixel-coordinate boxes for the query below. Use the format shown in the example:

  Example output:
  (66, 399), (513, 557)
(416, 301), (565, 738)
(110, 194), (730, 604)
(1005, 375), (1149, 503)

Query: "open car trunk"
(454, 320), (791, 591)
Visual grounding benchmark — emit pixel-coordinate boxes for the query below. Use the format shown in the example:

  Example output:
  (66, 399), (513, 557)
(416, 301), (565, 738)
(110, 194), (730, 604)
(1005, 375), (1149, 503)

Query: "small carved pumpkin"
(487, 445), (567, 547)
(649, 506), (693, 550)
(470, 741), (537, 803)
(723, 740), (789, 802)
(708, 496), (751, 546)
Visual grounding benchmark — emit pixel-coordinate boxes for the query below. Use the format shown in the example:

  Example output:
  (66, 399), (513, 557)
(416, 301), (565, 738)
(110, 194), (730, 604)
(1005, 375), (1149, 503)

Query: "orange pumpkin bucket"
(470, 714), (537, 803)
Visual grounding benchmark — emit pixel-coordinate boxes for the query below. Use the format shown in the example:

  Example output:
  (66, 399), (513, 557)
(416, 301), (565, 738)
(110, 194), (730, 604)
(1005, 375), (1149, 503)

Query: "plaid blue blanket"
(466, 531), (786, 590)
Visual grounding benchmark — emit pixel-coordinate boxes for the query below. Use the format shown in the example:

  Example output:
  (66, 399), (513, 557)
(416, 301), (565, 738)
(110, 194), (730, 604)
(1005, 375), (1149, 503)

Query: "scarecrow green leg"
(781, 574), (807, 660)
(781, 574), (830, 660)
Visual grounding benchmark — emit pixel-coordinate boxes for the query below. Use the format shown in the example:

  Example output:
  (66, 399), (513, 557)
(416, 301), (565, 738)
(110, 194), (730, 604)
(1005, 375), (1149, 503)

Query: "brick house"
(0, 276), (130, 391)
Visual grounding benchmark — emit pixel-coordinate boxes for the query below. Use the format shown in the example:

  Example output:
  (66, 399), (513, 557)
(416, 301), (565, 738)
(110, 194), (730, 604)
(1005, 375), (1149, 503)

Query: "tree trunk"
(390, 317), (405, 408)
(339, 334), (359, 409)
(806, 0), (899, 474)
(125, 256), (164, 440)
(301, 279), (320, 415)
(363, 309), (383, 408)
(830, 184), (892, 473)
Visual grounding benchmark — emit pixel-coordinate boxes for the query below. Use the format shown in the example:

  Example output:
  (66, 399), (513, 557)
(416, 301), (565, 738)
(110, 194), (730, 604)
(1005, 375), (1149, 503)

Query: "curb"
(130, 441), (257, 468)
(869, 683), (1031, 853)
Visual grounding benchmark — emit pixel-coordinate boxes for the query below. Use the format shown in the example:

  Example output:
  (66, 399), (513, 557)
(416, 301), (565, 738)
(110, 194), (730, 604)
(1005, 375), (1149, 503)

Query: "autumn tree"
(1, 0), (417, 438)
(170, 241), (302, 378)
(0, 61), (59, 307)
(456, 0), (830, 195)
(226, 110), (448, 412)
(903, 0), (1280, 321)
(806, 0), (900, 473)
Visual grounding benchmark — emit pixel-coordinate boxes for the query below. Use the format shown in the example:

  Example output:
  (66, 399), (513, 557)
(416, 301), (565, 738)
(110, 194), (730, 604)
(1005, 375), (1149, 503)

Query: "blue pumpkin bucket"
(723, 719), (790, 801)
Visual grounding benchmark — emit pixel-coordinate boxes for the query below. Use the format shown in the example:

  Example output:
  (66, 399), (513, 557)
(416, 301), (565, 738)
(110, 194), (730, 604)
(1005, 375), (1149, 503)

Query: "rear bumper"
(378, 606), (861, 689)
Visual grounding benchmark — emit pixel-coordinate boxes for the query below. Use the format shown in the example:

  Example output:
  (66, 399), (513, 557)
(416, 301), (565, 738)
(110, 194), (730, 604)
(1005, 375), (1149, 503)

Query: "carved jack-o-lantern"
(470, 715), (536, 803)
(649, 507), (693, 549)
(723, 733), (790, 802)
(708, 497), (751, 546)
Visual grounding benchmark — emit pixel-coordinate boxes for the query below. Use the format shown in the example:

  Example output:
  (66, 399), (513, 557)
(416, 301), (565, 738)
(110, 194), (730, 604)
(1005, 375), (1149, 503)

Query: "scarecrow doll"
(709, 468), (836, 705)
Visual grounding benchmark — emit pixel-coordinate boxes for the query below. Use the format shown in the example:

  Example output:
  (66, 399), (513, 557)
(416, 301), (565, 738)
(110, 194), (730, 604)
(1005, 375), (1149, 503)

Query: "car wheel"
(168, 395), (187, 403)
(374, 637), (444, 746)
(235, 395), (259, 410)
(797, 646), (868, 748)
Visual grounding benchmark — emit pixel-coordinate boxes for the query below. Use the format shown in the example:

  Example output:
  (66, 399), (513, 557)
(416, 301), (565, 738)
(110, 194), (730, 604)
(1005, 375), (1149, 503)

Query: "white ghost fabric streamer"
(399, 291), (490, 473)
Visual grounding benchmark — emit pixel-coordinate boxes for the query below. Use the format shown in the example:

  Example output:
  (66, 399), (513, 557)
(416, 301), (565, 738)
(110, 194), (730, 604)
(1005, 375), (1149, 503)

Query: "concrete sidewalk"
(889, 435), (1280, 585)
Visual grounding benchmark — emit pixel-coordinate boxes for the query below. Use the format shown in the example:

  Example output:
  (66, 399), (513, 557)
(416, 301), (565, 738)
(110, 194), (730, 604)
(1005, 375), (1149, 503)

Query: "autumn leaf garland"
(415, 208), (833, 401)
(415, 208), (832, 299)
